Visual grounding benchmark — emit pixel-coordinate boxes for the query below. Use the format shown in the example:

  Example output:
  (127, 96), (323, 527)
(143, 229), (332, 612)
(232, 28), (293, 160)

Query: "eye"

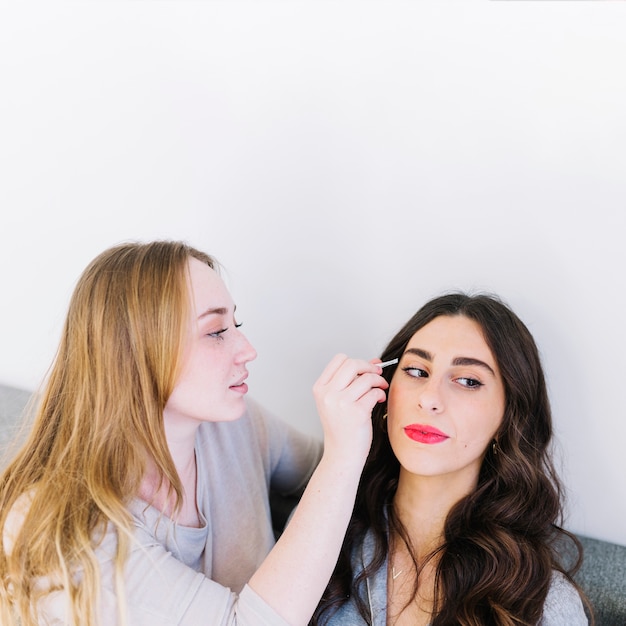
(207, 328), (228, 340)
(207, 321), (243, 340)
(456, 377), (483, 389)
(403, 366), (428, 379)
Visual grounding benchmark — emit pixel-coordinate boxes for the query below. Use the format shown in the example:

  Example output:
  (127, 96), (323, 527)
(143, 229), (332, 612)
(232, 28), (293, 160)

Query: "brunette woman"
(313, 293), (589, 626)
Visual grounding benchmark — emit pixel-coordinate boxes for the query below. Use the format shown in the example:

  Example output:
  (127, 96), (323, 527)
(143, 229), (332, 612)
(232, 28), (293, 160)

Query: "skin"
(385, 315), (506, 626)
(164, 257), (258, 432)
(388, 314), (506, 495)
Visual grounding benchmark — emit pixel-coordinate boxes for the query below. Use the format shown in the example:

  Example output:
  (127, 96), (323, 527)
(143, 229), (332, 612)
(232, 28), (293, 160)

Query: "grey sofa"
(1, 383), (624, 624)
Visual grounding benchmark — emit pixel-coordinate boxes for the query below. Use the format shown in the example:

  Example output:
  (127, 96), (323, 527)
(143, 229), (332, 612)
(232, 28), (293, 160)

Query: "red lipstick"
(404, 424), (449, 444)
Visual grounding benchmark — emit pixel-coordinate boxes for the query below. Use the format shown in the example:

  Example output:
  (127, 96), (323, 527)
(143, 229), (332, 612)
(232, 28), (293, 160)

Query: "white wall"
(1, 1), (625, 546)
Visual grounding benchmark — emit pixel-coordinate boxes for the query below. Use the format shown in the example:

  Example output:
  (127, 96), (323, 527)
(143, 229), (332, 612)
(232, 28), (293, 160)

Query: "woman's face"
(164, 257), (257, 427)
(387, 314), (505, 487)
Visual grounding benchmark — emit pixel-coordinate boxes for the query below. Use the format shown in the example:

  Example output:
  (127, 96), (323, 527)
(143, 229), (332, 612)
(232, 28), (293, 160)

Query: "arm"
(248, 354), (387, 625)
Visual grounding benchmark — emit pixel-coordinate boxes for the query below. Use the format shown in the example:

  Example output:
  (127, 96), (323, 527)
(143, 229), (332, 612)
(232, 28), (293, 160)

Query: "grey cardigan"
(34, 398), (323, 625)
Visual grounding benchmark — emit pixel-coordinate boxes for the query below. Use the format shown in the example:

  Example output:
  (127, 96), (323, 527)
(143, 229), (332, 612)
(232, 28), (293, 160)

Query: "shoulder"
(539, 570), (588, 625)
(193, 397), (282, 477)
(243, 396), (295, 438)
(242, 396), (280, 438)
(201, 396), (318, 455)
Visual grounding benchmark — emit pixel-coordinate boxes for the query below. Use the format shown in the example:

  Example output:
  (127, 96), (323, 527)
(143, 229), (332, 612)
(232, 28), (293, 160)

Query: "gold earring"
(382, 413), (388, 420)
(492, 440), (498, 455)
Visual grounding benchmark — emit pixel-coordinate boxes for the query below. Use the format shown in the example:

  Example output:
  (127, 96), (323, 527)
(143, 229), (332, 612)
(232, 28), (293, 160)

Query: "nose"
(235, 328), (257, 364)
(417, 376), (443, 413)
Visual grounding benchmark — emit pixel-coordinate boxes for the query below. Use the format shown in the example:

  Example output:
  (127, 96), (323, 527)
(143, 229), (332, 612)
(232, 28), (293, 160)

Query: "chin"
(215, 398), (247, 422)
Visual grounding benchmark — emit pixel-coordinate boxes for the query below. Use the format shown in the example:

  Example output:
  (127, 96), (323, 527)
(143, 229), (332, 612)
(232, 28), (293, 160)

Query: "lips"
(230, 373), (249, 394)
(404, 424), (449, 444)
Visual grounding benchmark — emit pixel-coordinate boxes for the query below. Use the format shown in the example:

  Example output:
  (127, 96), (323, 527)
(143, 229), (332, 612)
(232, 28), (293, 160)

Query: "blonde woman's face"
(164, 258), (257, 427)
(386, 315), (505, 490)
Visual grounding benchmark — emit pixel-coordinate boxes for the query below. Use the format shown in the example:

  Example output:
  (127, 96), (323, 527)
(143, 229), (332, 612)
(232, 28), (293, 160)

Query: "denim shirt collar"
(360, 528), (389, 626)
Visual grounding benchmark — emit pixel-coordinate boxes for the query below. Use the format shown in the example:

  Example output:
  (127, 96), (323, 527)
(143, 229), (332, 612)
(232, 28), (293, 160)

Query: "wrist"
(318, 446), (368, 477)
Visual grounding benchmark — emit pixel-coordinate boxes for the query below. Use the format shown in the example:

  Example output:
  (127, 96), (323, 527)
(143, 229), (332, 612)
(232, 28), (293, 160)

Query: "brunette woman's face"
(164, 258), (257, 427)
(386, 315), (505, 487)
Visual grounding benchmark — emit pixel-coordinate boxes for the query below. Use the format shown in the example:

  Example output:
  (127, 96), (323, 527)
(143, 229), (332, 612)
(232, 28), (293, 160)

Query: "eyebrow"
(403, 348), (496, 376)
(197, 305), (234, 320)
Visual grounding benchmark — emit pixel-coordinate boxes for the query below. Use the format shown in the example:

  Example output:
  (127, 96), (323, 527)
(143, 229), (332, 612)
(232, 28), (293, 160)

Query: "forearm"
(248, 451), (362, 626)
(248, 354), (386, 625)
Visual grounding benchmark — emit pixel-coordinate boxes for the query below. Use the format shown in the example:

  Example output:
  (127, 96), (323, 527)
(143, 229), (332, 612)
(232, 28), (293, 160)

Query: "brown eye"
(457, 377), (483, 388)
(403, 367), (428, 379)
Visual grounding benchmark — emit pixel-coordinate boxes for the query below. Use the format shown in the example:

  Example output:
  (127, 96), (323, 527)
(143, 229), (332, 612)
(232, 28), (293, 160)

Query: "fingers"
(351, 383), (387, 413)
(314, 355), (388, 396)
(373, 358), (399, 370)
(314, 354), (388, 463)
(315, 353), (349, 386)
(342, 371), (388, 403)
(314, 354), (389, 412)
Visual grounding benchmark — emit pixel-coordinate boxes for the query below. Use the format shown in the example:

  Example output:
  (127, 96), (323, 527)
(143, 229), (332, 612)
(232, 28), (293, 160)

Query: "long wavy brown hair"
(0, 241), (215, 626)
(312, 292), (591, 626)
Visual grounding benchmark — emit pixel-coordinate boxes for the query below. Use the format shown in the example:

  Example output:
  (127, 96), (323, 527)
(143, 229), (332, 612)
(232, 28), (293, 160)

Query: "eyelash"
(402, 367), (483, 389)
(208, 322), (243, 340)
(403, 366), (427, 378)
(456, 377), (483, 389)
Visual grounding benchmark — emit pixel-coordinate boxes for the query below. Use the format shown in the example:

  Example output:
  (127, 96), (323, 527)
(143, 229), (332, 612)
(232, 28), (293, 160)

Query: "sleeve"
(92, 531), (293, 626)
(246, 397), (323, 497)
(538, 571), (588, 626)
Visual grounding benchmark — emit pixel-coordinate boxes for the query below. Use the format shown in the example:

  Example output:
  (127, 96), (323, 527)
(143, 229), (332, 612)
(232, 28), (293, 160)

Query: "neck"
(138, 419), (200, 525)
(164, 421), (199, 476)
(393, 468), (478, 557)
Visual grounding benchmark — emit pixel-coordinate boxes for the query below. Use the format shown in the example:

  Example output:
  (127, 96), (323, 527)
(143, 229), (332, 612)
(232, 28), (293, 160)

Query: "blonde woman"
(0, 241), (388, 626)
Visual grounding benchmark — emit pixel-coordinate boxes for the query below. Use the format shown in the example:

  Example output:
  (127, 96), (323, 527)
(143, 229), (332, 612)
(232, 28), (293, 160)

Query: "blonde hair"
(0, 240), (216, 625)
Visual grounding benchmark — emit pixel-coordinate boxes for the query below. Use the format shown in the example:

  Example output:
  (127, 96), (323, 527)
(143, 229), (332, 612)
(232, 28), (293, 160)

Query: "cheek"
(386, 379), (409, 414)
(192, 341), (228, 373)
(486, 393), (506, 436)
(467, 405), (504, 445)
